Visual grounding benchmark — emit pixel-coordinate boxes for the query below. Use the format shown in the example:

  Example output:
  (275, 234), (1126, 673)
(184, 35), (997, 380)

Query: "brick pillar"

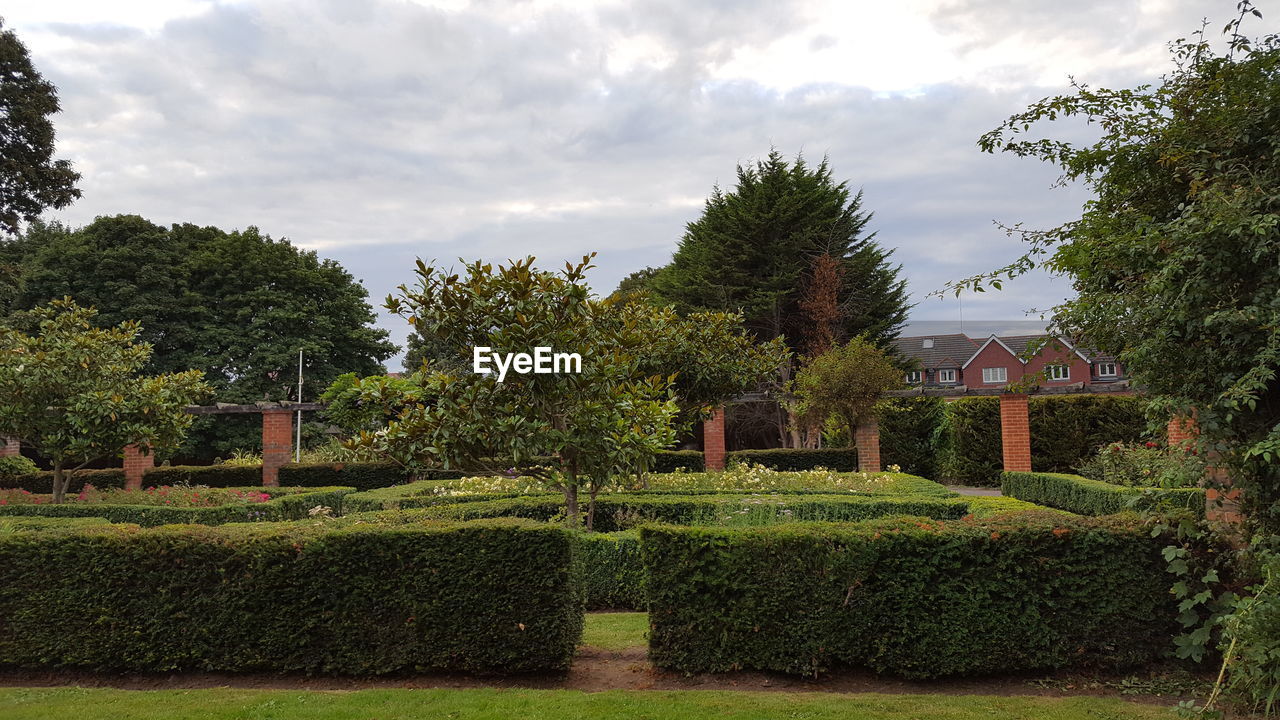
(854, 418), (881, 473)
(703, 406), (726, 471)
(123, 444), (154, 490)
(1167, 415), (1197, 448)
(261, 410), (293, 486)
(999, 393), (1032, 473)
(0, 437), (20, 457)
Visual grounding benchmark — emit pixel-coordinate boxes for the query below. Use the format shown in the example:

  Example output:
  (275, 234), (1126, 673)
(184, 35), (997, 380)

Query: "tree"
(0, 19), (80, 236)
(792, 338), (902, 447)
(401, 330), (468, 375)
(350, 255), (678, 529)
(645, 150), (910, 350)
(0, 299), (210, 502)
(944, 6), (1280, 530)
(2, 216), (397, 459)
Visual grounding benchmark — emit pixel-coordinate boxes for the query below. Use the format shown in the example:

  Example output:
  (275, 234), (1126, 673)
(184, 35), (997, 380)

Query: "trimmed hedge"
(649, 450), (704, 473)
(0, 516), (112, 531)
(0, 468), (127, 493)
(876, 396), (946, 478)
(643, 512), (1175, 678)
(361, 493), (972, 531)
(0, 487), (355, 526)
(725, 448), (859, 471)
(0, 519), (580, 674)
(142, 464), (262, 487)
(278, 462), (417, 490)
(575, 531), (645, 611)
(1001, 471), (1205, 517)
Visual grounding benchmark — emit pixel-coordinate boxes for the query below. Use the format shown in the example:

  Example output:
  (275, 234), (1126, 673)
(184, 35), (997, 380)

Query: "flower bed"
(0, 485), (356, 526)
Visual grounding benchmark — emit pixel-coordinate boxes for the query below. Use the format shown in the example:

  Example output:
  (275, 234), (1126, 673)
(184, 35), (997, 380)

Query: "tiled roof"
(891, 333), (978, 369)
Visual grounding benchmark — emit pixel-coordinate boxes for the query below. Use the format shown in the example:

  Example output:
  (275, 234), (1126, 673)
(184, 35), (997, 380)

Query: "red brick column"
(0, 437), (20, 457)
(1168, 415), (1197, 448)
(261, 410), (293, 486)
(999, 393), (1032, 473)
(854, 418), (881, 473)
(703, 407), (726, 471)
(123, 444), (154, 490)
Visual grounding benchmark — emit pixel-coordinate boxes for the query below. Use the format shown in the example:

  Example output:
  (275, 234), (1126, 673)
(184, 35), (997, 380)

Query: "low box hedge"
(0, 518), (580, 674)
(1001, 471), (1205, 517)
(642, 512), (1175, 678)
(1, 468), (127, 493)
(725, 448), (859, 472)
(0, 516), (113, 531)
(0, 487), (355, 526)
(142, 464), (262, 487)
(362, 492), (972, 531)
(574, 530), (645, 611)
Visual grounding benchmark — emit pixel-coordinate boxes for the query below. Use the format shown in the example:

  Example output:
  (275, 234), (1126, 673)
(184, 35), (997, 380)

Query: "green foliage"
(0, 516), (110, 532)
(1209, 543), (1280, 717)
(321, 372), (425, 434)
(0, 298), (210, 501)
(0, 455), (37, 480)
(2, 216), (396, 461)
(278, 461), (431, 490)
(876, 397), (945, 478)
(646, 150), (908, 349)
(1001, 471), (1205, 517)
(0, 519), (580, 674)
(0, 468), (126, 493)
(951, 13), (1280, 532)
(142, 464), (262, 488)
(574, 531), (646, 611)
(939, 396), (1149, 486)
(642, 513), (1175, 678)
(792, 338), (903, 444)
(724, 448), (859, 472)
(361, 493), (971, 531)
(0, 486), (354, 526)
(649, 450), (704, 473)
(0, 20), (80, 236)
(1078, 441), (1208, 488)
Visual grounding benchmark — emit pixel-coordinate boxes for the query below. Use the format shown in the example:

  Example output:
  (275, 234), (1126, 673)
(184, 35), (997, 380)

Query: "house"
(891, 333), (1126, 388)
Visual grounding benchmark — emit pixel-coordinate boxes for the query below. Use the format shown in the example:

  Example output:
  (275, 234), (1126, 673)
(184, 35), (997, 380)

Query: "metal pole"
(295, 350), (303, 462)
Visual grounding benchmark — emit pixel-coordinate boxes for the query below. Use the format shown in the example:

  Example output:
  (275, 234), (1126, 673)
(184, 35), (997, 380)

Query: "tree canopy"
(0, 298), (210, 501)
(636, 150), (910, 355)
(792, 337), (903, 447)
(0, 18), (80, 236)
(0, 215), (396, 459)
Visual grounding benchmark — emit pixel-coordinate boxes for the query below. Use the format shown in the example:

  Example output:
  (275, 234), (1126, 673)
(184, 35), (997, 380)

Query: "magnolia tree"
(0, 299), (210, 502)
(791, 337), (902, 447)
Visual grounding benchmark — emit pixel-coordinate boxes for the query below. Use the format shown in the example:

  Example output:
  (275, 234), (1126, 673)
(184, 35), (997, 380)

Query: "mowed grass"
(581, 611), (648, 649)
(0, 687), (1175, 720)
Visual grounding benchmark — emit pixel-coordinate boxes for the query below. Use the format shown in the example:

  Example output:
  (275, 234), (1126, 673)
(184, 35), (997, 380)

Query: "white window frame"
(1096, 362), (1117, 377)
(905, 370), (922, 384)
(982, 367), (1008, 384)
(1047, 364), (1070, 381)
(936, 369), (957, 384)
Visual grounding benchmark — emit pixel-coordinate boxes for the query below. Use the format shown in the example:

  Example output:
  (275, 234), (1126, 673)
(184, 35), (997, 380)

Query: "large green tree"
(0, 18), (80, 236)
(1, 215), (396, 459)
(0, 299), (210, 502)
(641, 150), (910, 353)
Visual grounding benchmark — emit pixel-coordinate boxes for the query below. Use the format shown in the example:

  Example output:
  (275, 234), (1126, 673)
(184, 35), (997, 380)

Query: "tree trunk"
(586, 481), (602, 532)
(564, 482), (580, 529)
(52, 461), (67, 504)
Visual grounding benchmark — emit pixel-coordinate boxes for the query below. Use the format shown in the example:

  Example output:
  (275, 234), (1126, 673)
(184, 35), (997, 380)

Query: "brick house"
(892, 333), (1126, 388)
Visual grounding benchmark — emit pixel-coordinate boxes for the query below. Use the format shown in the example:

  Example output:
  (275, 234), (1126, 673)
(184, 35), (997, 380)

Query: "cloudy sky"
(3, 0), (1237, 361)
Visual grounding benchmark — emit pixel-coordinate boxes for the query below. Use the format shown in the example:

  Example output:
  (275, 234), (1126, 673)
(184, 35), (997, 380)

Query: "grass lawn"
(0, 687), (1175, 720)
(581, 612), (648, 649)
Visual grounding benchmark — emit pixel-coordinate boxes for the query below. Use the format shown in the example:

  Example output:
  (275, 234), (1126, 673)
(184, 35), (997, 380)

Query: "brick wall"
(0, 437), (19, 458)
(123, 444), (154, 490)
(999, 393), (1032, 472)
(261, 410), (293, 486)
(703, 407), (726, 471)
(854, 418), (881, 472)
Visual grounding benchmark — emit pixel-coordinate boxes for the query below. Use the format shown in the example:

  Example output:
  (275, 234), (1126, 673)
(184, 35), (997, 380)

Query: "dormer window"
(905, 370), (922, 384)
(1096, 362), (1117, 377)
(937, 369), (956, 383)
(922, 338), (934, 349)
(1047, 365), (1070, 381)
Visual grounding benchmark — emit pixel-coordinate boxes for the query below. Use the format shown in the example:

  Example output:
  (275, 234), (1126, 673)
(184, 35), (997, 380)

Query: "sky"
(2, 0), (1242, 364)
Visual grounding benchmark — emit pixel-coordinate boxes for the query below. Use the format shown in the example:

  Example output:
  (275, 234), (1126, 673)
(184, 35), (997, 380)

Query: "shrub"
(0, 519), (580, 674)
(642, 512), (1175, 678)
(361, 492), (972, 531)
(0, 456), (38, 482)
(725, 448), (859, 472)
(0, 516), (112, 532)
(1077, 441), (1206, 488)
(0, 468), (127, 493)
(876, 397), (945, 478)
(1001, 471), (1205, 517)
(142, 464), (262, 487)
(575, 531), (645, 611)
(937, 397), (1002, 485)
(278, 462), (463, 490)
(0, 486), (356, 526)
(649, 450), (704, 473)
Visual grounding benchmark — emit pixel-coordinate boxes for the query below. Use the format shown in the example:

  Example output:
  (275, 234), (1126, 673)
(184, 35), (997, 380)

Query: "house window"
(937, 369), (957, 383)
(1047, 365), (1070, 381)
(905, 371), (921, 384)
(982, 367), (1007, 384)
(1096, 362), (1117, 377)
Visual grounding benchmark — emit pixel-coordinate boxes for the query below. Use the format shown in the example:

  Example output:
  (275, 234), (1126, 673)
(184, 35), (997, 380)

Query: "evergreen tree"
(644, 150), (909, 353)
